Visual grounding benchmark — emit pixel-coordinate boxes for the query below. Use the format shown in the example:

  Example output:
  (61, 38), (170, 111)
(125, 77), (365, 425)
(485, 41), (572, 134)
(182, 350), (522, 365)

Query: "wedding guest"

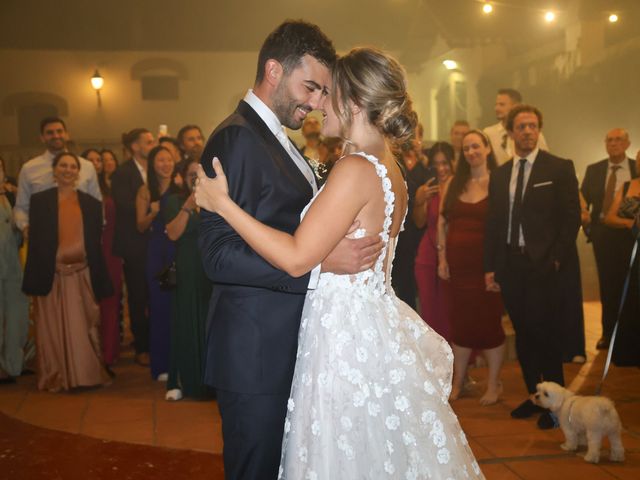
(14, 117), (101, 240)
(99, 149), (118, 194)
(111, 128), (155, 367)
(136, 145), (178, 380)
(159, 136), (185, 188)
(413, 142), (454, 339)
(581, 128), (637, 349)
(299, 116), (322, 161)
(164, 159), (212, 400)
(98, 150), (122, 368)
(438, 130), (505, 405)
(22, 152), (112, 392)
(81, 148), (103, 175)
(604, 169), (640, 367)
(484, 105), (580, 429)
(318, 136), (343, 177)
(0, 157), (29, 383)
(450, 120), (470, 168)
(392, 142), (428, 309)
(483, 89), (548, 165)
(177, 125), (205, 162)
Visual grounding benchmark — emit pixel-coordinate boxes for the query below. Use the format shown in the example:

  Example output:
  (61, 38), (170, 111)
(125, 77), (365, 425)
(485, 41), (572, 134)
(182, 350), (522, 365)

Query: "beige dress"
(35, 192), (109, 391)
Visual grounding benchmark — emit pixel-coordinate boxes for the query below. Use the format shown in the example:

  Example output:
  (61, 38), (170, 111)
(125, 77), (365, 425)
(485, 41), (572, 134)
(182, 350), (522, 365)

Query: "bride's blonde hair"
(332, 47), (417, 144)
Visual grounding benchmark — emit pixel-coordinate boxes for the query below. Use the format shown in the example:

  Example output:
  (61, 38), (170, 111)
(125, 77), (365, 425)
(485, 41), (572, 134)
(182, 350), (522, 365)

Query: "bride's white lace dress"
(279, 153), (484, 479)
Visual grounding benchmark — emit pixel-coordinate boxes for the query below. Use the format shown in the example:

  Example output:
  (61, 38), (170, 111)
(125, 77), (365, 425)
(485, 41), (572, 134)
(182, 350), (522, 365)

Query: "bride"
(195, 47), (484, 479)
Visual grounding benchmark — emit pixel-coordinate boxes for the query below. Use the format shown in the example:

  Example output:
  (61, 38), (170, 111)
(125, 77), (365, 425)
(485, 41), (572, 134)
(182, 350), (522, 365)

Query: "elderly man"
(581, 128), (638, 349)
(14, 117), (101, 239)
(484, 89), (548, 165)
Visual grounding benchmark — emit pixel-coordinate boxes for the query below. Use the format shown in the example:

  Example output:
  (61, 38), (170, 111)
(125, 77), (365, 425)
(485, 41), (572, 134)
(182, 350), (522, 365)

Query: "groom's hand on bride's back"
(321, 221), (384, 275)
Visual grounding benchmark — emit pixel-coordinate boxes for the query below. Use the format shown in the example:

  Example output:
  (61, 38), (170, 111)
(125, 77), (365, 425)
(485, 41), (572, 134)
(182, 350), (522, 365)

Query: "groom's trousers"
(217, 389), (289, 480)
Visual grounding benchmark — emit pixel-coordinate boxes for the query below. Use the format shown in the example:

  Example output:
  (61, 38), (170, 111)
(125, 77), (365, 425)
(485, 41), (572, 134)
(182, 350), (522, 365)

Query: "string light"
(544, 11), (556, 23)
(608, 14), (619, 23)
(482, 2), (493, 14)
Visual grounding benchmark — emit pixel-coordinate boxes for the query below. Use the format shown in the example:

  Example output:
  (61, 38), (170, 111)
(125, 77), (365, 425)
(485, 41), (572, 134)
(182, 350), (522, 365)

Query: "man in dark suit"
(581, 128), (637, 350)
(484, 105), (580, 429)
(111, 128), (156, 366)
(198, 21), (382, 479)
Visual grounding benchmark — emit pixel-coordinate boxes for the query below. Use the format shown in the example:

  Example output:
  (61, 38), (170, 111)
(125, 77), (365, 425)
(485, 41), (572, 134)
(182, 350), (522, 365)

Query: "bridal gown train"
(279, 153), (484, 479)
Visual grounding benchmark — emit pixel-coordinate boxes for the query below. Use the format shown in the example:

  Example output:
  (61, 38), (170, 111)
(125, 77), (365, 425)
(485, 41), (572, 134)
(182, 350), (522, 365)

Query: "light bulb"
(91, 70), (104, 91)
(442, 60), (458, 70)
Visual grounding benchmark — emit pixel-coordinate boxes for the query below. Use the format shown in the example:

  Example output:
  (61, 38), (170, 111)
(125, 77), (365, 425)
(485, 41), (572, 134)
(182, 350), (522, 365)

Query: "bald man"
(581, 128), (638, 349)
(299, 115), (322, 160)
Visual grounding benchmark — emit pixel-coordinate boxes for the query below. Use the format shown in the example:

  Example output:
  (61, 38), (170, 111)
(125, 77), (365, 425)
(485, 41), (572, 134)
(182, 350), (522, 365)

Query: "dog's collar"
(565, 396), (579, 425)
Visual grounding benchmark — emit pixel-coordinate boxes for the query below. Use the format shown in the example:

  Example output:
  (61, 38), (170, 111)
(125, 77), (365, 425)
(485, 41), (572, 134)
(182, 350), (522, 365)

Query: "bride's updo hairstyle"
(332, 47), (417, 144)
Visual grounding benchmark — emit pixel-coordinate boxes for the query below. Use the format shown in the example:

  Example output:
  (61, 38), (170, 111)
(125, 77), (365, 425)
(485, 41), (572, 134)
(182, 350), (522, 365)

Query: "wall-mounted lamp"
(442, 59), (458, 70)
(91, 69), (104, 106)
(91, 70), (104, 91)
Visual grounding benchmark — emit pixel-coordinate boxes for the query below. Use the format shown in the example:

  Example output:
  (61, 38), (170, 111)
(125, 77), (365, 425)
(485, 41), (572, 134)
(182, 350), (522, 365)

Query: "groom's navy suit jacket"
(199, 100), (314, 395)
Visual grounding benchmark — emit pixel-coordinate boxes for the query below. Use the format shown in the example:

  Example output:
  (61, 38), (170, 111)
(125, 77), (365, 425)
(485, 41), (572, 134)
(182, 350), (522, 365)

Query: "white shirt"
(133, 157), (148, 184)
(13, 150), (102, 230)
(243, 90), (321, 288)
(484, 122), (548, 166)
(244, 90), (318, 194)
(605, 158), (632, 194)
(507, 147), (539, 246)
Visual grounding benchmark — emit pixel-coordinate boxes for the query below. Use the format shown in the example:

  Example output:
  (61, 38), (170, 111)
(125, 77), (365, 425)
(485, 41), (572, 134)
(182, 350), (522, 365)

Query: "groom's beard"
(272, 81), (312, 130)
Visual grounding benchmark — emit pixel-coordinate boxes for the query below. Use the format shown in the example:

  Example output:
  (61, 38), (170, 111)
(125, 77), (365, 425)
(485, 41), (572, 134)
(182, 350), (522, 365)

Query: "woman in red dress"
(413, 142), (454, 339)
(98, 149), (123, 367)
(438, 130), (505, 405)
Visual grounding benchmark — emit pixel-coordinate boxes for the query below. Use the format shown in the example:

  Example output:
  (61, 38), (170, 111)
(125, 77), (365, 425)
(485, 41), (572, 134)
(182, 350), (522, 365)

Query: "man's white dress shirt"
(507, 147), (539, 247)
(244, 90), (321, 288)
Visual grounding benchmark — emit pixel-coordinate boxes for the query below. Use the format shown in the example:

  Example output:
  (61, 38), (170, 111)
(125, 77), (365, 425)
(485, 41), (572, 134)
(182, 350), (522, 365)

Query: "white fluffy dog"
(534, 381), (625, 464)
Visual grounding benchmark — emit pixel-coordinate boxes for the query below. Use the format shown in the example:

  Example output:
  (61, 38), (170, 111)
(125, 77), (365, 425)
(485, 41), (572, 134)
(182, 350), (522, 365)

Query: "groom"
(199, 21), (382, 479)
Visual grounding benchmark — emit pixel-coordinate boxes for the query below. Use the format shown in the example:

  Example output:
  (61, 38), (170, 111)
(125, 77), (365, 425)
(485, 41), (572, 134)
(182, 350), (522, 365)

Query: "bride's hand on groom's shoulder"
(194, 158), (230, 213)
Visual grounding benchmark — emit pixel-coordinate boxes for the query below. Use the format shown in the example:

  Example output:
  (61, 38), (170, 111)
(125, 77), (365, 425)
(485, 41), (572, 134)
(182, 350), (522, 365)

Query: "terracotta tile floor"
(1, 300), (638, 479)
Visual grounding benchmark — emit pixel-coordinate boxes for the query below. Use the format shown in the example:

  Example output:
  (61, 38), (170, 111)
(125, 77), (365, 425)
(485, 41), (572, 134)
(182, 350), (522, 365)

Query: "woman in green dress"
(164, 158), (212, 400)
(0, 156), (29, 382)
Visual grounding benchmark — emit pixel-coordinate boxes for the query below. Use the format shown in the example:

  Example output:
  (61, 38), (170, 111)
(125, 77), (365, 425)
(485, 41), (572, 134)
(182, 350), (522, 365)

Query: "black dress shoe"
(537, 411), (558, 430)
(596, 337), (610, 350)
(510, 399), (545, 419)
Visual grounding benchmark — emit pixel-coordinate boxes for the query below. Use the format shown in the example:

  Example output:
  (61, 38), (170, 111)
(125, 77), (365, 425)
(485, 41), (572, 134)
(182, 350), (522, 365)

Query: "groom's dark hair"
(255, 20), (337, 84)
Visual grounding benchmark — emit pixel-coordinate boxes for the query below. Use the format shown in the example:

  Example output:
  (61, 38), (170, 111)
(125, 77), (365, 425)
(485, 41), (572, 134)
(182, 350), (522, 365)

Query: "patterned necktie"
(601, 165), (621, 217)
(510, 159), (527, 247)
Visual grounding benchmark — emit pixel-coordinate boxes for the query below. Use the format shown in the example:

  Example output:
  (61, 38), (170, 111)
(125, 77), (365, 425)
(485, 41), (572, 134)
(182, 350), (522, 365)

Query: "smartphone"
(158, 124), (168, 138)
(424, 165), (438, 186)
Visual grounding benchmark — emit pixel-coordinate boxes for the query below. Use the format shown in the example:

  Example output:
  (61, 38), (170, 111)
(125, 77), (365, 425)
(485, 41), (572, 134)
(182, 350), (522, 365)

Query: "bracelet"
(436, 244), (444, 251)
(181, 207), (193, 215)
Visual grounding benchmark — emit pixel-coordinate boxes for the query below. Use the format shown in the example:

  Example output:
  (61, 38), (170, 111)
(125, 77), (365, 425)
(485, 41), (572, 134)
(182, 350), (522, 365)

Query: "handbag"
(156, 261), (177, 290)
